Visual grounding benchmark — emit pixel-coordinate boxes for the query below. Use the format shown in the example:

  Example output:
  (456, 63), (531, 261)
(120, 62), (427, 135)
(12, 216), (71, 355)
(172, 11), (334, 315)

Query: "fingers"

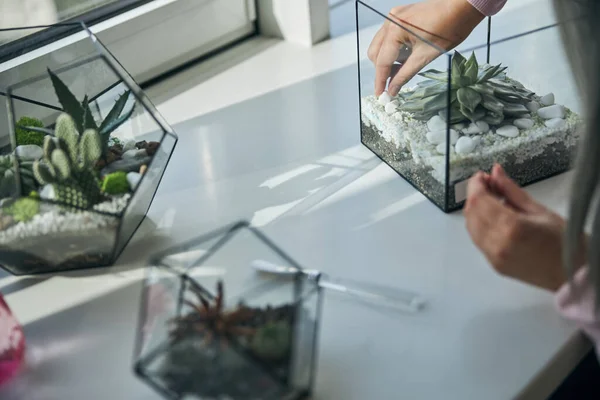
(387, 47), (436, 96)
(368, 24), (387, 64)
(489, 164), (543, 214)
(375, 31), (406, 96)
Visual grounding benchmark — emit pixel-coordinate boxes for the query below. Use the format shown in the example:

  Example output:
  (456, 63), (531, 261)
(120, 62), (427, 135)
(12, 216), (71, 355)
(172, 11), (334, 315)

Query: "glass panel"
(445, 23), (582, 210)
(135, 222), (323, 400)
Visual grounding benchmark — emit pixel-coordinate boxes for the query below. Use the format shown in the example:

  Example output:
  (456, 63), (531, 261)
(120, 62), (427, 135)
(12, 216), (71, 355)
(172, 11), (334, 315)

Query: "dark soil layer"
(361, 122), (577, 212)
(151, 303), (309, 400)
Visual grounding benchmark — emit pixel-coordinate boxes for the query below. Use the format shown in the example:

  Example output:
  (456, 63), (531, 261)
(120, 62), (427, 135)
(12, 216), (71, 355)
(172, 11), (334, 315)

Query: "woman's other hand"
(368, 0), (485, 97)
(464, 164), (587, 292)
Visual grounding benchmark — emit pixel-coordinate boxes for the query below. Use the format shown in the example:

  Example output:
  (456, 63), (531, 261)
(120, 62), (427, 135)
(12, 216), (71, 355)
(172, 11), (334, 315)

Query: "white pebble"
(513, 118), (535, 129)
(127, 172), (142, 190)
(496, 125), (520, 138)
(427, 115), (447, 132)
(451, 123), (466, 130)
(15, 145), (43, 161)
(463, 121), (489, 135)
(436, 143), (447, 154)
(378, 91), (392, 105)
(40, 185), (55, 200)
(471, 136), (482, 147)
(526, 101), (541, 113)
(475, 121), (490, 133)
(545, 118), (566, 129)
(455, 136), (476, 155)
(384, 102), (397, 114)
(540, 93), (555, 106)
(537, 104), (565, 120)
(122, 139), (137, 152)
(426, 129), (458, 145)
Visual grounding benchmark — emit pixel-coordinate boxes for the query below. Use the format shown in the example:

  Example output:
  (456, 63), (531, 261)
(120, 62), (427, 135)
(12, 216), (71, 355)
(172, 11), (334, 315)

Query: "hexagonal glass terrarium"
(0, 23), (177, 274)
(357, 1), (582, 212)
(134, 221), (323, 400)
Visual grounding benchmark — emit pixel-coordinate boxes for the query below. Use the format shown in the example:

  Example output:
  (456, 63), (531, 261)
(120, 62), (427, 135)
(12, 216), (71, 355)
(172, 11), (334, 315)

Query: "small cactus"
(0, 154), (37, 198)
(33, 113), (104, 209)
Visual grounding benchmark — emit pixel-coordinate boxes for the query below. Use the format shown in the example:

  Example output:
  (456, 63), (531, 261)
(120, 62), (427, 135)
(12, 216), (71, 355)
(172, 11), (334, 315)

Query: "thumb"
(388, 46), (439, 96)
(490, 164), (541, 213)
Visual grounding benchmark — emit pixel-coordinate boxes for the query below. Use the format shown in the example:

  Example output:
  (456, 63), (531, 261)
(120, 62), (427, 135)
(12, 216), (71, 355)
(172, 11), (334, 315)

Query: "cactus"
(399, 51), (536, 125)
(47, 68), (136, 156)
(0, 154), (38, 199)
(33, 113), (104, 209)
(250, 320), (291, 361)
(101, 171), (130, 195)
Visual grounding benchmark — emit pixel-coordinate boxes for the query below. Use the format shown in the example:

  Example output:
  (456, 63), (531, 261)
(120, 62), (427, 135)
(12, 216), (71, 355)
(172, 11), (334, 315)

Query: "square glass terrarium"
(356, 1), (582, 212)
(0, 23), (177, 274)
(134, 221), (323, 400)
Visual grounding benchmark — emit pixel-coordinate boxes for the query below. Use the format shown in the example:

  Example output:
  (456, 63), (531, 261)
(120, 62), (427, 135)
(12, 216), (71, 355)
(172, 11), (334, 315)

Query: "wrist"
(454, 0), (486, 28)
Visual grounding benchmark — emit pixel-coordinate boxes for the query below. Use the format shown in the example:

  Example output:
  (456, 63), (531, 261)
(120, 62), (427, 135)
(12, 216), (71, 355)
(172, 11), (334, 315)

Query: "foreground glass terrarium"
(0, 23), (177, 274)
(134, 221), (323, 400)
(357, 1), (582, 212)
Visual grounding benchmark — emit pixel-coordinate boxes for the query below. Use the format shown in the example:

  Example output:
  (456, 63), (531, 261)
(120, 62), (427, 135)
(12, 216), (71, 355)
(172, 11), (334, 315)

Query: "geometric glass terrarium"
(357, 1), (582, 212)
(134, 221), (323, 400)
(0, 22), (177, 274)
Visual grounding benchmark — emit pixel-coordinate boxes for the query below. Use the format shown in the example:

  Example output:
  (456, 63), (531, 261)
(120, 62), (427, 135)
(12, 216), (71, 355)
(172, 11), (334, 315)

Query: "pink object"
(468, 0), (508, 16)
(0, 294), (25, 387)
(555, 266), (600, 357)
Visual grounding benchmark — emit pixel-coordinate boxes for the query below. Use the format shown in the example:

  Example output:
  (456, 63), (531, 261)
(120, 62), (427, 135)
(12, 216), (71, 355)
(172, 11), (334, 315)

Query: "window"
(1, 0), (258, 85)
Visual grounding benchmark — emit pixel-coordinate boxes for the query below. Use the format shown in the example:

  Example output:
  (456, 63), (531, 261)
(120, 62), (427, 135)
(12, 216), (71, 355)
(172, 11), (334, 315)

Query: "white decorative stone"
(122, 139), (136, 152)
(127, 172), (141, 190)
(427, 115), (447, 132)
(523, 113), (532, 118)
(526, 101), (541, 113)
(378, 91), (392, 105)
(451, 123), (467, 130)
(436, 143), (447, 154)
(496, 125), (520, 138)
(385, 102), (397, 114)
(39, 185), (55, 200)
(537, 104), (565, 120)
(455, 136), (476, 155)
(426, 129), (458, 145)
(122, 149), (147, 160)
(15, 145), (43, 161)
(545, 118), (566, 129)
(471, 136), (482, 147)
(476, 121), (490, 133)
(540, 93), (555, 106)
(513, 118), (535, 129)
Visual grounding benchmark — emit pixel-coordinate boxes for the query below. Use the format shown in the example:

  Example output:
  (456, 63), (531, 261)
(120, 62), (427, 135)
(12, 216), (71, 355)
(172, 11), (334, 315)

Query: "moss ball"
(5, 197), (40, 223)
(101, 171), (130, 195)
(16, 117), (45, 146)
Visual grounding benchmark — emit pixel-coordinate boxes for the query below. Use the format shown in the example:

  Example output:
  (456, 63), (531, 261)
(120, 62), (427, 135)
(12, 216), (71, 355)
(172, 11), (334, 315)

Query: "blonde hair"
(555, 0), (600, 306)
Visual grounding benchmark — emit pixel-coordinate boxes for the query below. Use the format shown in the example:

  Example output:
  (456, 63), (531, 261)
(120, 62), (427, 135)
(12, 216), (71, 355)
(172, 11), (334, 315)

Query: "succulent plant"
(399, 51), (536, 125)
(101, 171), (130, 195)
(15, 116), (46, 146)
(250, 320), (291, 362)
(33, 113), (104, 210)
(0, 154), (38, 199)
(4, 197), (40, 223)
(44, 68), (136, 157)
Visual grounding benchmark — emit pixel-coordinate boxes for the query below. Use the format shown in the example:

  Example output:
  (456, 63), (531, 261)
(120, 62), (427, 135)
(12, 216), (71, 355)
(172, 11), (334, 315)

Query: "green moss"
(16, 117), (45, 146)
(5, 198), (40, 222)
(101, 171), (129, 195)
(250, 321), (291, 361)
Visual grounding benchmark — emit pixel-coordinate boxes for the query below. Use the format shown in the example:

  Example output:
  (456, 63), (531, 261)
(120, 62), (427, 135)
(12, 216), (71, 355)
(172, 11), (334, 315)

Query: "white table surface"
(0, 1), (592, 399)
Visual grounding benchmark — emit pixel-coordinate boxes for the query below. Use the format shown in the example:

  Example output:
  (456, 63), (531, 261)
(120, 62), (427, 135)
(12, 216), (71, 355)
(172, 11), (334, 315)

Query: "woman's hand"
(464, 164), (587, 292)
(368, 0), (485, 97)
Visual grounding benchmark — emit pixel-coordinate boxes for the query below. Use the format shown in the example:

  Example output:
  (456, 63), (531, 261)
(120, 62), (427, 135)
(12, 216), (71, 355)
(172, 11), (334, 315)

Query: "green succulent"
(46, 68), (136, 157)
(33, 113), (104, 210)
(4, 197), (40, 223)
(0, 154), (38, 198)
(399, 51), (536, 125)
(101, 171), (130, 195)
(250, 320), (291, 361)
(15, 116), (46, 146)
